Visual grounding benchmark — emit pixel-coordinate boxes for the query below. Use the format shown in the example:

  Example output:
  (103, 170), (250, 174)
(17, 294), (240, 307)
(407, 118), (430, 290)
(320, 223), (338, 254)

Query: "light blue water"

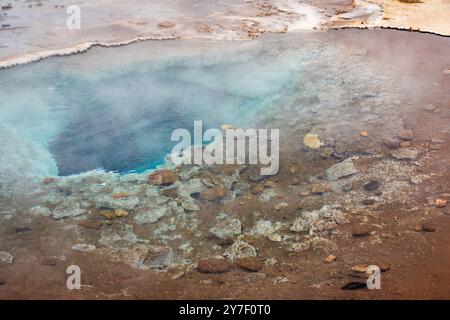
(0, 40), (305, 176)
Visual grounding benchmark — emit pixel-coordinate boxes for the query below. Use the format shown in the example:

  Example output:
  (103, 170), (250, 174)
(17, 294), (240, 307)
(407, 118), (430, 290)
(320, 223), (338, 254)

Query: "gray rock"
(326, 159), (357, 180)
(52, 201), (86, 219)
(0, 251), (13, 264)
(134, 207), (168, 225)
(72, 244), (96, 253)
(30, 205), (51, 217)
(209, 217), (242, 239)
(224, 240), (257, 259)
(96, 195), (140, 210)
(144, 246), (173, 270)
(99, 223), (138, 248)
(390, 148), (418, 160)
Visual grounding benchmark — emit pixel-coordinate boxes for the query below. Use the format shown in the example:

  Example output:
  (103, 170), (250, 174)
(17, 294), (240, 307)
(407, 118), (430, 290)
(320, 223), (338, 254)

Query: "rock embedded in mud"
(197, 258), (232, 274)
(78, 220), (103, 230)
(96, 195), (140, 211)
(0, 251), (13, 264)
(363, 180), (380, 191)
(199, 187), (226, 201)
(303, 133), (324, 149)
(325, 159), (357, 181)
(320, 147), (334, 159)
(324, 255), (337, 263)
(362, 199), (376, 206)
(99, 223), (138, 248)
(52, 201), (86, 219)
(144, 246), (173, 270)
(422, 222), (437, 232)
(30, 205), (51, 217)
(148, 169), (178, 186)
(209, 217), (242, 239)
(157, 20), (176, 29)
(435, 199), (448, 208)
(390, 148), (418, 160)
(72, 244), (96, 253)
(398, 130), (414, 141)
(383, 138), (400, 149)
(134, 207), (167, 225)
(224, 240), (257, 260)
(311, 184), (333, 194)
(236, 257), (264, 272)
(100, 208), (129, 219)
(288, 242), (310, 253)
(352, 224), (371, 237)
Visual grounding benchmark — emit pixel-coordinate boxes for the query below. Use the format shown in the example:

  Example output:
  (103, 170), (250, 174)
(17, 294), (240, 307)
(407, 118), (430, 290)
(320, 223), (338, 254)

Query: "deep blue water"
(0, 42), (300, 176)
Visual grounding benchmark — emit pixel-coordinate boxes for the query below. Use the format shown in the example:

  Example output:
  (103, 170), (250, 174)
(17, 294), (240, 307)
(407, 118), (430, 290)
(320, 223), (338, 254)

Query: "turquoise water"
(0, 40), (304, 176)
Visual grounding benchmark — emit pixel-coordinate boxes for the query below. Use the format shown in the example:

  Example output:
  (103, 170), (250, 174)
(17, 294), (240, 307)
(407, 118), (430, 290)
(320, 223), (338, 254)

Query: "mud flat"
(0, 28), (449, 299)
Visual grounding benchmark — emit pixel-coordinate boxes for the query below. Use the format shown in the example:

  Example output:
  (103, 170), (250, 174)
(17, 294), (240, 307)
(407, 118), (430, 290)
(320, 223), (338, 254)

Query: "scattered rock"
(424, 104), (436, 112)
(197, 258), (232, 274)
(112, 192), (129, 199)
(363, 180), (380, 191)
(251, 184), (265, 194)
(30, 205), (51, 217)
(100, 208), (128, 219)
(351, 264), (368, 273)
(303, 133), (324, 149)
(0, 251), (13, 264)
(96, 195), (139, 211)
(72, 244), (96, 253)
(224, 240), (257, 259)
(157, 20), (176, 29)
(148, 169), (178, 186)
(399, 141), (411, 148)
(435, 199), (448, 208)
(236, 257), (264, 272)
(274, 202), (288, 211)
(360, 131), (369, 137)
(422, 222), (437, 232)
(289, 241), (310, 253)
(383, 138), (400, 149)
(326, 159), (357, 181)
(52, 201), (86, 219)
(320, 147), (334, 159)
(40, 258), (58, 266)
(398, 130), (414, 141)
(272, 276), (289, 285)
(362, 199), (376, 206)
(311, 184), (333, 194)
(324, 255), (336, 263)
(342, 182), (353, 192)
(390, 148), (418, 160)
(99, 223), (138, 248)
(15, 227), (32, 233)
(144, 246), (173, 270)
(210, 217), (242, 239)
(341, 282), (366, 291)
(78, 220), (103, 230)
(352, 224), (370, 237)
(199, 188), (226, 201)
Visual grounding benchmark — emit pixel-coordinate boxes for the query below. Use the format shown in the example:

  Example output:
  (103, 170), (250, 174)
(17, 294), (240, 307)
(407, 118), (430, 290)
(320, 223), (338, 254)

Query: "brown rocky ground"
(0, 29), (449, 299)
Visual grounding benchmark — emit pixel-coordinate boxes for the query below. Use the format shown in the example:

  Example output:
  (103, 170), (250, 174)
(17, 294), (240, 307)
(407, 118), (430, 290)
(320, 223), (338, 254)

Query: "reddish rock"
(422, 222), (437, 232)
(148, 169), (178, 186)
(78, 220), (103, 230)
(436, 199), (448, 208)
(112, 192), (129, 199)
(197, 258), (232, 274)
(40, 258), (58, 266)
(157, 20), (176, 28)
(236, 257), (264, 272)
(352, 224), (370, 237)
(398, 130), (414, 141)
(199, 188), (226, 201)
